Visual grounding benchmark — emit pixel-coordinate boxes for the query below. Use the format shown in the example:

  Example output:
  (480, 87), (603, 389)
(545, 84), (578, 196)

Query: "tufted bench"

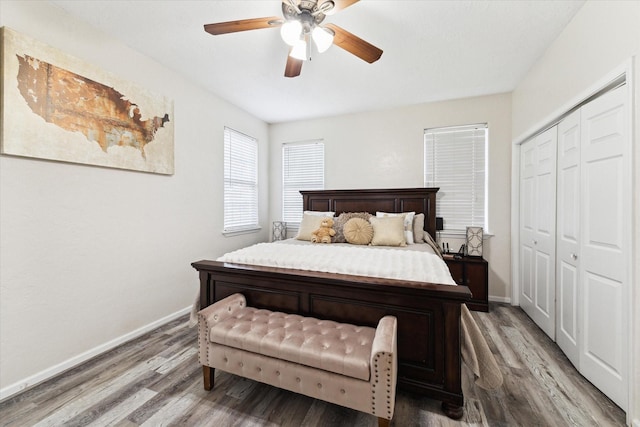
(198, 293), (398, 427)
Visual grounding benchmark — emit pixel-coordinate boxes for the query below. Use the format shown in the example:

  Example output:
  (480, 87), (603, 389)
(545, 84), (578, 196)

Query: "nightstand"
(443, 255), (489, 312)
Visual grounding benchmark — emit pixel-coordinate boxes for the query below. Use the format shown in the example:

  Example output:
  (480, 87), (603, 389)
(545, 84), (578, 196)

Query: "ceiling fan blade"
(324, 23), (382, 63)
(204, 16), (282, 35)
(284, 52), (303, 78)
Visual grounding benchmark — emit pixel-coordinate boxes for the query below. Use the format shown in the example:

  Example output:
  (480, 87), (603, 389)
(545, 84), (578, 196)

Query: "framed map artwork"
(1, 27), (174, 174)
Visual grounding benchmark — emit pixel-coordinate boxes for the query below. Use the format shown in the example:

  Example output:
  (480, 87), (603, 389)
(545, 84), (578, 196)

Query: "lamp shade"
(290, 39), (308, 60)
(280, 20), (302, 46)
(466, 226), (483, 257)
(272, 221), (287, 241)
(312, 26), (334, 53)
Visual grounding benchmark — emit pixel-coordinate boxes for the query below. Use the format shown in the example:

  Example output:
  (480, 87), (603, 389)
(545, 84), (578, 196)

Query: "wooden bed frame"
(192, 187), (471, 419)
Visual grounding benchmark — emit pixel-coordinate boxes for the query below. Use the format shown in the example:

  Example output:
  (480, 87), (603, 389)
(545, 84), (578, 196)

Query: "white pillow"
(369, 216), (406, 247)
(376, 211), (416, 244)
(296, 213), (328, 241)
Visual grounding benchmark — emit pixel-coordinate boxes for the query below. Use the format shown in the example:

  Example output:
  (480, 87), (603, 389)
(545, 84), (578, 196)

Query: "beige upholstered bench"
(198, 293), (398, 426)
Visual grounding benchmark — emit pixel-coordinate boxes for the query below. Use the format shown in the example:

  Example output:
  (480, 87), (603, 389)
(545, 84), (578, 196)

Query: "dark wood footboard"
(192, 260), (471, 418)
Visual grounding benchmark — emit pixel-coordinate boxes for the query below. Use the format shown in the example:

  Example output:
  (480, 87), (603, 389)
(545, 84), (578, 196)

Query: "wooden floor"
(0, 303), (626, 426)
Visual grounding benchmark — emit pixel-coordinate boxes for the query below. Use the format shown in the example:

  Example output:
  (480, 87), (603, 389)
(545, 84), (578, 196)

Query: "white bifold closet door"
(541, 84), (629, 411)
(519, 127), (557, 339)
(577, 85), (629, 410)
(555, 109), (581, 367)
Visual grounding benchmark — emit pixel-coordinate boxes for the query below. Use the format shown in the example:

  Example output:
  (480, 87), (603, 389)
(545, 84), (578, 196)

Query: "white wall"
(0, 1), (269, 398)
(511, 1), (640, 423)
(269, 93), (512, 301)
(512, 1), (639, 140)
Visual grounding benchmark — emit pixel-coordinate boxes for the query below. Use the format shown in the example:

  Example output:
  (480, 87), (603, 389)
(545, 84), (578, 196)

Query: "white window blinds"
(424, 124), (487, 232)
(282, 141), (324, 225)
(224, 127), (259, 233)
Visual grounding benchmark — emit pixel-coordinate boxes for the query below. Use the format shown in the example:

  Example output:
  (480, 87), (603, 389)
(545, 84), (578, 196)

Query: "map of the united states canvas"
(1, 27), (174, 174)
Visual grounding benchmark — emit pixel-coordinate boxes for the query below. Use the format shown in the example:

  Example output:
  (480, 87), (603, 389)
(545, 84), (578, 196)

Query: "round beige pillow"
(343, 217), (374, 245)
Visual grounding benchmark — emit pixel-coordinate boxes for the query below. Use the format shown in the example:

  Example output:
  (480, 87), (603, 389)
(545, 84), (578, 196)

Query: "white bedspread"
(217, 241), (456, 286)
(204, 240), (503, 390)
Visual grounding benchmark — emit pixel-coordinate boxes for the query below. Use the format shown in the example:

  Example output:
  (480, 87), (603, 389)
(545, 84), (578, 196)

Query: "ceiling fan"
(204, 0), (383, 78)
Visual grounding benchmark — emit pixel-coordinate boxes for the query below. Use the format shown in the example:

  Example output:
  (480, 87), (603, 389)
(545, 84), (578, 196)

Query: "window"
(223, 127), (259, 233)
(424, 124), (487, 233)
(282, 141), (324, 225)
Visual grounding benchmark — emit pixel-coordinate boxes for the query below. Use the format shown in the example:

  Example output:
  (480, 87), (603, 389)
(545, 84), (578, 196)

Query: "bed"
(192, 187), (472, 419)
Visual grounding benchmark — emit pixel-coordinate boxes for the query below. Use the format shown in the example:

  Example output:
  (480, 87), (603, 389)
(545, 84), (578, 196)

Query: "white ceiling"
(51, 0), (585, 124)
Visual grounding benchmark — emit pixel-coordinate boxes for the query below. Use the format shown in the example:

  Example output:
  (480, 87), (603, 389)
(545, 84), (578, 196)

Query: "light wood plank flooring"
(0, 303), (626, 426)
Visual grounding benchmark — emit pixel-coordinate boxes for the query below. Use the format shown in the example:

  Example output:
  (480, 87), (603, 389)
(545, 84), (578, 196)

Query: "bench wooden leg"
(378, 417), (390, 427)
(203, 366), (215, 391)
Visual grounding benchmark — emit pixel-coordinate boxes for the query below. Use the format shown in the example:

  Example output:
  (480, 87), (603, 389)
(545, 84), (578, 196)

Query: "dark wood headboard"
(301, 187), (439, 239)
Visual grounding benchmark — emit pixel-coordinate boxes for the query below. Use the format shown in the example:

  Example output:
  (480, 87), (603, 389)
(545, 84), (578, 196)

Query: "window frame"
(424, 123), (488, 235)
(282, 140), (325, 228)
(223, 126), (260, 235)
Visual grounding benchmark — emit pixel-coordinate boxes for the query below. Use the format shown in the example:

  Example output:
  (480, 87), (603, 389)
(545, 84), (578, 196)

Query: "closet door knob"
(533, 240), (538, 245)
(571, 253), (578, 260)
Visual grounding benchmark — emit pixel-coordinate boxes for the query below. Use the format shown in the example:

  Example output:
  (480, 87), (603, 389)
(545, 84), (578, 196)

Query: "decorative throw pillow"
(369, 216), (406, 246)
(376, 211), (416, 244)
(333, 212), (373, 243)
(343, 217), (374, 245)
(296, 213), (328, 241)
(413, 213), (425, 243)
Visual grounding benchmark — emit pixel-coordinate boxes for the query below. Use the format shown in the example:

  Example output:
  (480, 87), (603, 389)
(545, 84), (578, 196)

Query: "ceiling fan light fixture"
(312, 26), (334, 53)
(280, 20), (302, 46)
(290, 39), (308, 61)
(203, 0), (383, 77)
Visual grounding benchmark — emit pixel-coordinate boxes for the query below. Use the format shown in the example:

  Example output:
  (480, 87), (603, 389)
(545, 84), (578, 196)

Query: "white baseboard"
(0, 305), (191, 402)
(489, 295), (511, 304)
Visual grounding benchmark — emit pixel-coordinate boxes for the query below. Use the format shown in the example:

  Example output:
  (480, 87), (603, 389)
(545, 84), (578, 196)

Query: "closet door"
(519, 138), (536, 320)
(555, 110), (581, 367)
(579, 85), (629, 410)
(519, 127), (557, 338)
